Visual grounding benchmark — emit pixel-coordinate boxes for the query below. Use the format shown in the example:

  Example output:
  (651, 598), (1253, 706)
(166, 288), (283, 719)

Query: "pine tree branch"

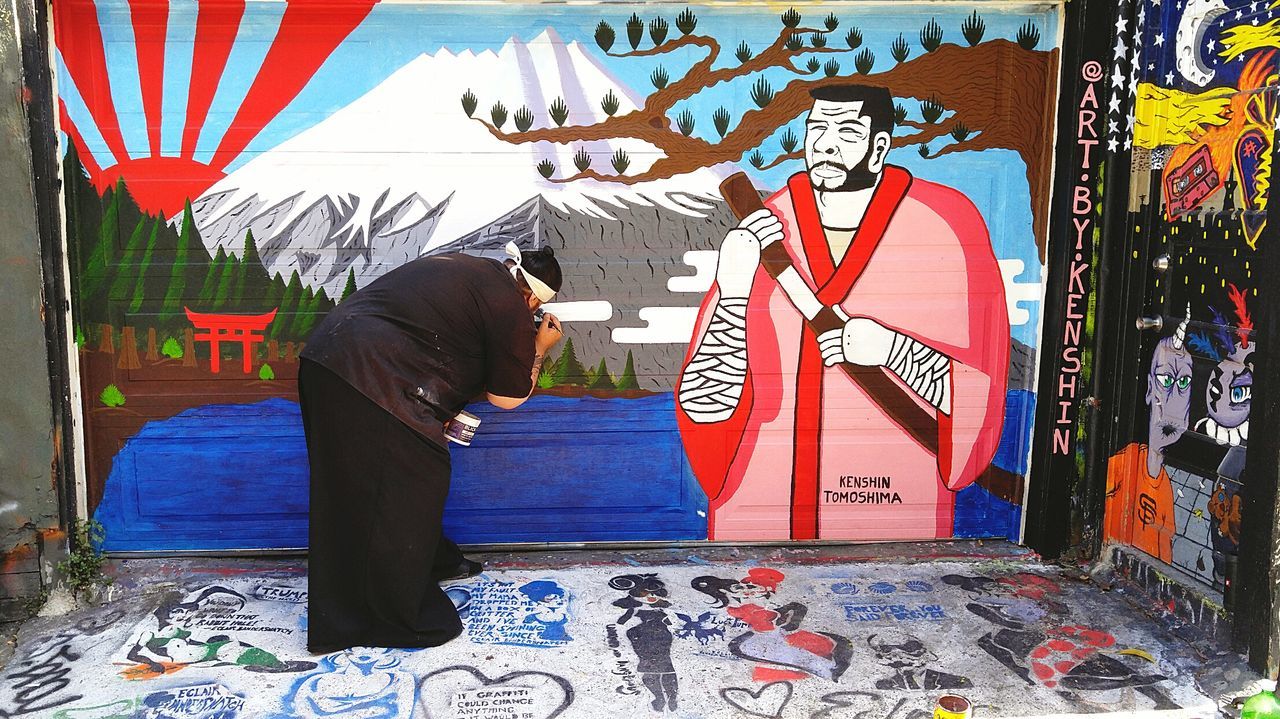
(760, 150), (803, 170)
(482, 39), (1057, 256)
(651, 27), (843, 115)
(607, 34), (719, 60)
(922, 130), (992, 160)
(893, 117), (959, 149)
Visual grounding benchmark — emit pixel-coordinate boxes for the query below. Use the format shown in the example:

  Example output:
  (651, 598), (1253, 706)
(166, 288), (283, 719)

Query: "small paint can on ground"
(934, 695), (972, 719)
(444, 410), (481, 446)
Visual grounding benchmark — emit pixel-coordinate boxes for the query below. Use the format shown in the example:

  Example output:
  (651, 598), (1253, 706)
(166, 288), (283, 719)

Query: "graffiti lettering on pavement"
(844, 604), (946, 622)
(114, 585), (315, 680)
(1, 610), (124, 717)
(418, 666), (573, 719)
(810, 691), (932, 719)
(604, 625), (641, 697)
(252, 585), (308, 604)
(464, 580), (572, 648)
(139, 683), (245, 718)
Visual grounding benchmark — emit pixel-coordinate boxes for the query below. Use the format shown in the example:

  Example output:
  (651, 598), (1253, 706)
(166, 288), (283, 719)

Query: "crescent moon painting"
(1175, 0), (1230, 86)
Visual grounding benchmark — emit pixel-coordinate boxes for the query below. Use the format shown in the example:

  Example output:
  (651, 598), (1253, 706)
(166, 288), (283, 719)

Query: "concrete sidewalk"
(0, 542), (1262, 718)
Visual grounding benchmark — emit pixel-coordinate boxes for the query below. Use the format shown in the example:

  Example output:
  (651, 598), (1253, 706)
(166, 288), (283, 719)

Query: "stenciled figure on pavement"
(676, 83), (1009, 542)
(942, 574), (1176, 710)
(120, 587), (315, 679)
(283, 646), (417, 718)
(692, 567), (852, 683)
(867, 630), (972, 690)
(520, 580), (572, 642)
(610, 574), (680, 713)
(1105, 310), (1193, 564)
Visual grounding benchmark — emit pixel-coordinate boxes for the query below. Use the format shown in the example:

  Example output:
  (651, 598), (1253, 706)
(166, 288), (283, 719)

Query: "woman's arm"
(486, 352), (548, 409)
(487, 314), (562, 409)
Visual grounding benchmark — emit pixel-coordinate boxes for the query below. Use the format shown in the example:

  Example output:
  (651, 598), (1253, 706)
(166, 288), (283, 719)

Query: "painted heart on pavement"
(720, 681), (794, 718)
(418, 665), (573, 719)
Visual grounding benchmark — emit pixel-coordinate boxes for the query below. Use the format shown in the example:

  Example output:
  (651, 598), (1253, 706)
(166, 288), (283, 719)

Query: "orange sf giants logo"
(1137, 493), (1158, 527)
(1164, 145), (1220, 217)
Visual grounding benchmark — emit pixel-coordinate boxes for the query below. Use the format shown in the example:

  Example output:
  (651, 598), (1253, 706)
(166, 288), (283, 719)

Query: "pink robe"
(676, 168), (1009, 541)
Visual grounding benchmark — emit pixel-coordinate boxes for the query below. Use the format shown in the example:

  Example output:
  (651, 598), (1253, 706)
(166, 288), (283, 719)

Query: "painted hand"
(535, 312), (563, 354)
(716, 209), (782, 298)
(817, 307), (895, 367)
(736, 207), (785, 247)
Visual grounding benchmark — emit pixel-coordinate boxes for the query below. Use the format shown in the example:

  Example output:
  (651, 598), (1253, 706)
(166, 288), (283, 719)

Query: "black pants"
(299, 360), (464, 652)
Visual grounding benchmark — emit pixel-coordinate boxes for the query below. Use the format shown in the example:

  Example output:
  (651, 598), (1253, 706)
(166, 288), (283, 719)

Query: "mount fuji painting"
(58, 1), (1058, 550)
(190, 29), (730, 298)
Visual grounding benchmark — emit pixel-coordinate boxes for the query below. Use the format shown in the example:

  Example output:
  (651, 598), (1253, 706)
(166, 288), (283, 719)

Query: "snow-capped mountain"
(191, 28), (730, 296)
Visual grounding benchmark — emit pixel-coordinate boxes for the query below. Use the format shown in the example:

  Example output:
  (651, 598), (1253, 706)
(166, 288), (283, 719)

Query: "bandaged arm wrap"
(679, 298), (749, 423)
(882, 331), (952, 415)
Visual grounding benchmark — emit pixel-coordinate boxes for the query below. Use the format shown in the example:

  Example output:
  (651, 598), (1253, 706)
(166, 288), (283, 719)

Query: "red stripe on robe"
(786, 168), (913, 540)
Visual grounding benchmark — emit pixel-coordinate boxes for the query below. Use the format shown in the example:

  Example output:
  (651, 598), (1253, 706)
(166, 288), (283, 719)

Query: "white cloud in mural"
(999, 259), (1041, 327)
(668, 250), (718, 294)
(541, 300), (613, 322)
(612, 307), (699, 344)
(189, 28), (728, 298)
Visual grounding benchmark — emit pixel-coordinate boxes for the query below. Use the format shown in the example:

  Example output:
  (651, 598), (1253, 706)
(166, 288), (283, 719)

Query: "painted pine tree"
(615, 350), (639, 390)
(62, 144), (103, 335)
(271, 271), (302, 341)
(160, 205), (194, 322)
(127, 217), (162, 314)
(263, 271), (284, 314)
(553, 338), (588, 385)
(210, 249), (238, 312)
(107, 217), (147, 310)
(340, 269), (357, 301)
(197, 246), (226, 306)
(588, 358), (615, 390)
(287, 286), (316, 338)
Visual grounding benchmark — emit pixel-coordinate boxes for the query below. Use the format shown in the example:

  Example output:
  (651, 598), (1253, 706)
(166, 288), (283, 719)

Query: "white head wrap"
(505, 241), (556, 303)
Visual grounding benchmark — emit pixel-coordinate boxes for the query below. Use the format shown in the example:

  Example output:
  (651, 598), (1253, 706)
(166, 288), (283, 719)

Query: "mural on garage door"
(55, 1), (1058, 550)
(1104, 0), (1270, 590)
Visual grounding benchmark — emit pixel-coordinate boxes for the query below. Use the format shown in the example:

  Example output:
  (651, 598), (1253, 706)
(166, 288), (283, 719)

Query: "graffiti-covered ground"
(1, 544), (1255, 718)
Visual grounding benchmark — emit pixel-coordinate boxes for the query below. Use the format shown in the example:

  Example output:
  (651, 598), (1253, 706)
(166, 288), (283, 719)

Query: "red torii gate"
(184, 307), (278, 374)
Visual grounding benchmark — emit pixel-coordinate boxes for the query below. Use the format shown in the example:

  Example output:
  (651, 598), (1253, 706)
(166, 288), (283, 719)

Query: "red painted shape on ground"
(128, 0), (169, 157)
(754, 666), (809, 682)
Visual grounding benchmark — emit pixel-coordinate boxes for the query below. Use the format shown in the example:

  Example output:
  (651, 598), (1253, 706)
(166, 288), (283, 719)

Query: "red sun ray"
(208, 0), (376, 172)
(54, 0), (131, 166)
(56, 0), (376, 216)
(127, 0), (168, 157)
(182, 0), (245, 159)
(59, 99), (106, 192)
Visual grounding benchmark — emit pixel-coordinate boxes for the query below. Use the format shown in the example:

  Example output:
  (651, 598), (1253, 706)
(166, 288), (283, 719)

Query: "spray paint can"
(934, 695), (972, 719)
(444, 410), (481, 446)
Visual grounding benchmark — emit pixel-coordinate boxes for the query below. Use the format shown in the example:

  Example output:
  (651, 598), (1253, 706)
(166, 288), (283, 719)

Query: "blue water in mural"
(94, 392), (1028, 551)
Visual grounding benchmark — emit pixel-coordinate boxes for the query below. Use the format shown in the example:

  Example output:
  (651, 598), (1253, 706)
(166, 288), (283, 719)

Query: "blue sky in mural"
(62, 1), (1058, 346)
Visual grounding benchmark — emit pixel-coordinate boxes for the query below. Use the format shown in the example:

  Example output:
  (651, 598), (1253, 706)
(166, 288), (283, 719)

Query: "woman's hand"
(535, 313), (564, 354)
